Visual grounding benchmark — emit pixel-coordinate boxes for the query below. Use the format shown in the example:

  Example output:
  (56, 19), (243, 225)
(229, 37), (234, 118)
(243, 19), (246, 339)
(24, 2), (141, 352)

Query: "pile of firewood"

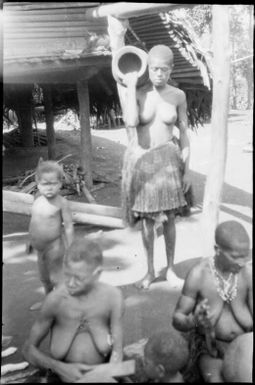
(3, 154), (120, 203)
(3, 128), (50, 148)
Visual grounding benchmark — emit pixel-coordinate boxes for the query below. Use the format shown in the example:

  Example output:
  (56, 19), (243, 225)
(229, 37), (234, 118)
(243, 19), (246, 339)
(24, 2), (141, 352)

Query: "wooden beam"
(70, 201), (122, 218)
(5, 26), (105, 34)
(3, 190), (34, 215)
(4, 21), (106, 29)
(4, 59), (110, 84)
(3, 190), (122, 217)
(77, 79), (93, 188)
(5, 31), (97, 39)
(3, 190), (124, 228)
(72, 212), (124, 228)
(4, 3), (99, 11)
(4, 13), (90, 22)
(85, 3), (195, 19)
(202, 5), (231, 256)
(42, 84), (56, 160)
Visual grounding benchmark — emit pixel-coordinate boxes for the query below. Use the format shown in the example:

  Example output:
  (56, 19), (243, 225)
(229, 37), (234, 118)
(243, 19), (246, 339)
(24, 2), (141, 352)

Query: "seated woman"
(22, 238), (125, 383)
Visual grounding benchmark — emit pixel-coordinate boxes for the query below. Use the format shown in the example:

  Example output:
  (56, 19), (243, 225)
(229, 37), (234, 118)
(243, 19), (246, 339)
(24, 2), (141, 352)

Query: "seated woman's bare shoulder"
(98, 282), (122, 295)
(183, 258), (210, 287)
(40, 284), (67, 315)
(240, 261), (252, 283)
(98, 282), (124, 306)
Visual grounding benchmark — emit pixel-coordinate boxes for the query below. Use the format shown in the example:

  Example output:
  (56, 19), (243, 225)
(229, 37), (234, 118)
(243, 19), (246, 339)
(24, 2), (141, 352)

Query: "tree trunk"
(246, 70), (253, 110)
(43, 84), (56, 160)
(77, 79), (93, 188)
(247, 5), (254, 110)
(231, 41), (237, 110)
(231, 77), (237, 110)
(14, 85), (34, 147)
(202, 5), (231, 256)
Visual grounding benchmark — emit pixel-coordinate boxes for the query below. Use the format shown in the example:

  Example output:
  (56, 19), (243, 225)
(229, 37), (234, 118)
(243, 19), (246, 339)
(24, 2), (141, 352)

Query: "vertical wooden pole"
(14, 84), (34, 147)
(43, 84), (56, 160)
(77, 79), (93, 188)
(247, 5), (253, 109)
(202, 5), (231, 256)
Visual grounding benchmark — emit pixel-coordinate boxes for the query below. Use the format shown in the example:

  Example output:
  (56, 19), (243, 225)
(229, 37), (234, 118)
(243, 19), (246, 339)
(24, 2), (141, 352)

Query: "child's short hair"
(65, 237), (103, 267)
(144, 329), (189, 373)
(35, 160), (64, 182)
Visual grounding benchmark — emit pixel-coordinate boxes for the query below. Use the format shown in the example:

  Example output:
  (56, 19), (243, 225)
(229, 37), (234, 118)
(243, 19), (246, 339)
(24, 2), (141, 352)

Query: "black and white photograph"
(2, 2), (253, 383)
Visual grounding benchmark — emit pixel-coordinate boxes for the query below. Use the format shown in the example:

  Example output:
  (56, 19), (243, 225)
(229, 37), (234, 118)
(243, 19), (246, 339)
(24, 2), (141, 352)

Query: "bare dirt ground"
(2, 109), (253, 379)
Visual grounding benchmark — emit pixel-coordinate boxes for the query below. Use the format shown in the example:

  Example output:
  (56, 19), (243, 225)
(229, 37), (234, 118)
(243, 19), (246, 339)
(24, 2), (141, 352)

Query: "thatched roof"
(3, 2), (212, 127)
(127, 12), (211, 90)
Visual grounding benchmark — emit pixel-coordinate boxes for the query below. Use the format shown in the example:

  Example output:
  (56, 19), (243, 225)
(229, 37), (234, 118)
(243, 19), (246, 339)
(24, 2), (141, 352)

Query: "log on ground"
(3, 190), (124, 228)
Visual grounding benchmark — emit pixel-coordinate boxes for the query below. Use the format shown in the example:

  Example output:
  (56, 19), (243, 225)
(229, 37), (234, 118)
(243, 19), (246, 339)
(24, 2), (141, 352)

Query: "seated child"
(22, 237), (125, 383)
(143, 329), (189, 383)
(28, 160), (73, 309)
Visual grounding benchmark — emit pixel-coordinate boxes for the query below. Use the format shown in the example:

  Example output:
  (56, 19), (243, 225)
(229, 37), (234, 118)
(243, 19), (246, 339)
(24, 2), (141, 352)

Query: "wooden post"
(77, 79), (93, 188)
(43, 84), (56, 160)
(247, 5), (253, 109)
(202, 5), (231, 256)
(14, 85), (34, 147)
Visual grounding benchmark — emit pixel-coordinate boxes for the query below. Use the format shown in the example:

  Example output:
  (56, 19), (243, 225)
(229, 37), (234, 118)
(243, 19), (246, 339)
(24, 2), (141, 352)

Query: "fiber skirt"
(122, 141), (187, 226)
(182, 330), (230, 383)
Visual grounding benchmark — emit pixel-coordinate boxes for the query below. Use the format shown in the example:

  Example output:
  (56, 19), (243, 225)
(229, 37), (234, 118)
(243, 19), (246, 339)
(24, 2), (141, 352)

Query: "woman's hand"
(57, 362), (94, 382)
(194, 299), (213, 329)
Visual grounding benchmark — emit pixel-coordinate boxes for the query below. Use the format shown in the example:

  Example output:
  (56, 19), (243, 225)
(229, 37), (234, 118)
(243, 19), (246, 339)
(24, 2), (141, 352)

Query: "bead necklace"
(209, 257), (238, 303)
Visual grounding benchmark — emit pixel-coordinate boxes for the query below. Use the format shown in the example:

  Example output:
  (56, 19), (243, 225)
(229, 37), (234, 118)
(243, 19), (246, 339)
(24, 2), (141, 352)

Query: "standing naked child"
(29, 160), (73, 309)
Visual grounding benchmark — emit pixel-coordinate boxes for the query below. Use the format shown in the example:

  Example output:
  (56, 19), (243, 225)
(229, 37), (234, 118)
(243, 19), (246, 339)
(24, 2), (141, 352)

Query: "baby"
(29, 160), (73, 307)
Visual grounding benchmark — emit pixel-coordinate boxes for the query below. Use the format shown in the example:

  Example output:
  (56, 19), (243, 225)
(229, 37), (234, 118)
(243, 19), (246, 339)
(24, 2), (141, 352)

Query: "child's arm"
(61, 197), (74, 247)
(109, 289), (125, 363)
(27, 193), (41, 253)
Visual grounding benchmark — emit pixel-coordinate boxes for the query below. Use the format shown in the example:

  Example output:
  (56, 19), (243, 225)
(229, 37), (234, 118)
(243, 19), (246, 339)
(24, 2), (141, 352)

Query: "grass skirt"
(122, 141), (187, 226)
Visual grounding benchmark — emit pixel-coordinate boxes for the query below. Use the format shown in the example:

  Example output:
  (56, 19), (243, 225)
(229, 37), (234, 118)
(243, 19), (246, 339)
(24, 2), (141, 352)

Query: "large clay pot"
(112, 45), (149, 88)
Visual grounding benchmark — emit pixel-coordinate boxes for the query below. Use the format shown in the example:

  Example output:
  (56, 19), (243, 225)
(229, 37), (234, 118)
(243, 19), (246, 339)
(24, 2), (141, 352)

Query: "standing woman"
(108, 17), (191, 289)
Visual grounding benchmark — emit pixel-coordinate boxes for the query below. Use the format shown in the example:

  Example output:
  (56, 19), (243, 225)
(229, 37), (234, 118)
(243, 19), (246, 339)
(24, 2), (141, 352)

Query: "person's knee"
(199, 356), (224, 383)
(166, 211), (175, 222)
(222, 333), (253, 382)
(142, 218), (155, 237)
